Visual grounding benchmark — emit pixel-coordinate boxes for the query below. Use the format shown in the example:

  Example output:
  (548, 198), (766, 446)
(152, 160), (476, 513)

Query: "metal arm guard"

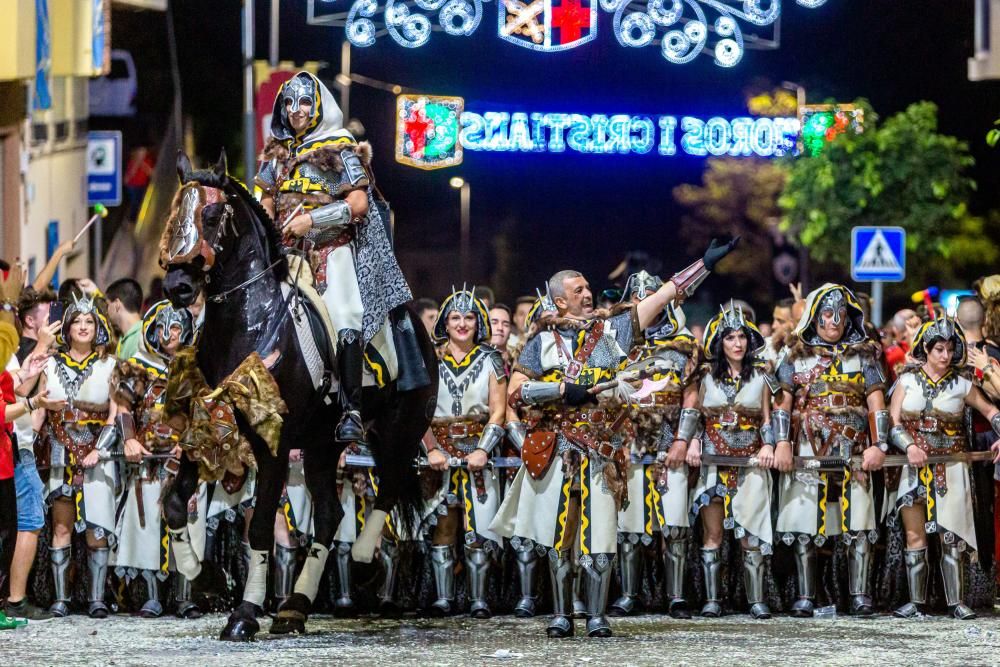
(669, 259), (709, 298)
(760, 422), (776, 447)
(520, 381), (563, 406)
(889, 424), (916, 453)
(771, 409), (791, 444)
(992, 413), (1000, 439)
(476, 423), (505, 455)
(95, 423), (120, 451)
(505, 420), (527, 452)
(870, 409), (890, 447)
(675, 408), (700, 444)
(116, 413), (136, 442)
(306, 200), (352, 245)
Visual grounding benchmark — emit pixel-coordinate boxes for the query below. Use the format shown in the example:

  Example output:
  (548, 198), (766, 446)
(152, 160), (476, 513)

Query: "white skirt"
(895, 461), (977, 553)
(48, 459), (118, 546)
(691, 464), (773, 553)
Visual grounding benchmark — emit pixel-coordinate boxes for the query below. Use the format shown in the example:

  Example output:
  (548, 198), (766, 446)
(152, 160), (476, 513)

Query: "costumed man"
(256, 71), (413, 444)
(687, 303), (776, 619)
(612, 271), (700, 618)
(491, 240), (739, 638)
(773, 284), (890, 617)
(422, 288), (507, 618)
(889, 316), (1000, 619)
(111, 300), (200, 618)
(38, 295), (119, 618)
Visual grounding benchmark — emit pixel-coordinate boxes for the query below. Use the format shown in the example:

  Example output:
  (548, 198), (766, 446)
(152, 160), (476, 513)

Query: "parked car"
(89, 49), (137, 117)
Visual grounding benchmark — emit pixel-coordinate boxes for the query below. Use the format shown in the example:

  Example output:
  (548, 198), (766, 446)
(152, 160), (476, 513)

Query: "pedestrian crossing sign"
(851, 226), (906, 282)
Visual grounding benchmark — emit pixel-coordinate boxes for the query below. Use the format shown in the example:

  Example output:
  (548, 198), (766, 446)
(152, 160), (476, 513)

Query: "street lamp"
(451, 177), (471, 279)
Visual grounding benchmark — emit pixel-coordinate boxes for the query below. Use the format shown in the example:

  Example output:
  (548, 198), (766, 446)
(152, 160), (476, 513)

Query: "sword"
(98, 448), (176, 461)
(414, 456), (524, 469)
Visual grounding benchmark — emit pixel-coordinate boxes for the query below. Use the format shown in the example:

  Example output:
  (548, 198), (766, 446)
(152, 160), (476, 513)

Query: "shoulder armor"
(482, 345), (508, 380)
(340, 148), (369, 188)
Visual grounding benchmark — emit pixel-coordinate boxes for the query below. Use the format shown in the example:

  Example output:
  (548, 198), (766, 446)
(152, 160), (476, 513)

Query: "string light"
(323, 0), (827, 67)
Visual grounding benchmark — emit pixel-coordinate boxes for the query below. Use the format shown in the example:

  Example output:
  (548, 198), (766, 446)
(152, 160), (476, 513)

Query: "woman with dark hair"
(36, 295), (119, 618)
(890, 315), (1000, 620)
(687, 302), (777, 619)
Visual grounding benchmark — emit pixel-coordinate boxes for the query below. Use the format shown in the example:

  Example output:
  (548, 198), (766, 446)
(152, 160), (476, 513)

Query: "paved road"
(6, 612), (1000, 666)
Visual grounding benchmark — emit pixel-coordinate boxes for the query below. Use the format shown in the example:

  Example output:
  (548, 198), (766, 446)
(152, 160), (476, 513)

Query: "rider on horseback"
(255, 71), (413, 444)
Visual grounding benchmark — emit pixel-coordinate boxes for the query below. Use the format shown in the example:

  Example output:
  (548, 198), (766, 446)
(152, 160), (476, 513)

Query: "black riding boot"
(335, 335), (366, 444)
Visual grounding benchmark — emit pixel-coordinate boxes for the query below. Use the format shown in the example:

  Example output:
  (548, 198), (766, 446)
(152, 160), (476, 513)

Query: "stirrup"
(335, 410), (366, 443)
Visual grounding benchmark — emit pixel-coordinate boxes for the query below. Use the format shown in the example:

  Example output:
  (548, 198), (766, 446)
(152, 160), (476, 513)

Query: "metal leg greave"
(663, 534), (691, 619)
(378, 539), (401, 614)
(513, 542), (539, 618)
(139, 570), (163, 618)
(174, 572), (202, 619)
(609, 539), (642, 617)
(546, 549), (575, 638)
(465, 546), (492, 619)
(847, 537), (874, 616)
(429, 544), (456, 616)
(791, 540), (816, 618)
(572, 560), (587, 618)
(940, 542), (976, 620)
(742, 549), (771, 619)
(894, 547), (928, 618)
(582, 554), (615, 638)
(87, 547), (110, 618)
(333, 541), (356, 614)
(273, 543), (298, 610)
(49, 546), (72, 617)
(699, 547), (722, 617)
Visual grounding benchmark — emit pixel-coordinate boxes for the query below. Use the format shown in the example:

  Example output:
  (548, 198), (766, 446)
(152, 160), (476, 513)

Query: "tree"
(674, 158), (789, 304)
(780, 100), (996, 290)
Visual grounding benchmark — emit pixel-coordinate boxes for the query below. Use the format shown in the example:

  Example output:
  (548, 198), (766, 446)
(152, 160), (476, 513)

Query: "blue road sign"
(87, 130), (122, 206)
(851, 226), (906, 282)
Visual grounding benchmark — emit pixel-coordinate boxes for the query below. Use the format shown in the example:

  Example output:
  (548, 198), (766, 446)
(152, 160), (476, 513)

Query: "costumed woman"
(422, 288), (507, 618)
(255, 71), (413, 445)
(39, 295), (119, 617)
(110, 300), (200, 618)
(687, 302), (775, 619)
(890, 316), (1000, 619)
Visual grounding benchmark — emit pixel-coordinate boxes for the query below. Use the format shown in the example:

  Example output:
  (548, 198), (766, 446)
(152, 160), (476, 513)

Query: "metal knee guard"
(139, 570), (163, 618)
(465, 546), (492, 619)
(699, 547), (722, 617)
(87, 547), (110, 618)
(430, 545), (456, 615)
(791, 540), (815, 617)
(663, 532), (690, 617)
(894, 547), (928, 618)
(49, 546), (71, 617)
(513, 542), (539, 617)
(273, 544), (298, 609)
(848, 537), (874, 615)
(609, 539), (642, 616)
(546, 549), (574, 638)
(581, 554), (615, 637)
(941, 541), (976, 619)
(333, 541), (354, 611)
(742, 549), (771, 619)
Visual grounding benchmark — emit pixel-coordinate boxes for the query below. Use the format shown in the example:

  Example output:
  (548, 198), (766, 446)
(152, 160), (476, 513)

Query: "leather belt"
(631, 392), (681, 409)
(705, 410), (761, 429)
(806, 393), (864, 410)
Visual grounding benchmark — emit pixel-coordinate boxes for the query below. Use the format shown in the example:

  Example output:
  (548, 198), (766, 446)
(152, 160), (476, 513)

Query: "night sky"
(163, 0), (1000, 314)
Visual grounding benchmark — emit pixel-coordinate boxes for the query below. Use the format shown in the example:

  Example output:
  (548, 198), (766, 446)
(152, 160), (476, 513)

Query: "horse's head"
(160, 150), (236, 307)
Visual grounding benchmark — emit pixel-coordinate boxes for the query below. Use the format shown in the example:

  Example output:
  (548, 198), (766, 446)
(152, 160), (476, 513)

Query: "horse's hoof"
(220, 605), (262, 642)
(270, 611), (306, 635)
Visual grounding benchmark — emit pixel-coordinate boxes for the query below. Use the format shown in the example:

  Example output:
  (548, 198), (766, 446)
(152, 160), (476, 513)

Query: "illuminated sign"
(310, 0), (828, 67)
(800, 104), (864, 156)
(395, 96), (799, 168)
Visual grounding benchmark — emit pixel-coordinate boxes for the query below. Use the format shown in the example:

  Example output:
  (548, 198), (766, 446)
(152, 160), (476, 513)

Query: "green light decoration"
(423, 103), (460, 159)
(800, 105), (864, 156)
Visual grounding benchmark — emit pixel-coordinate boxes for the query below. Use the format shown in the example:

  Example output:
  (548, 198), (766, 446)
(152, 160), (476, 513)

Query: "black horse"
(160, 151), (436, 640)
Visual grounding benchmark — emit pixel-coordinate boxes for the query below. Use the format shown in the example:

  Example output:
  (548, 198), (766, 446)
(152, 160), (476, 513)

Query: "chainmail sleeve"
(861, 355), (887, 395)
(513, 335), (543, 379)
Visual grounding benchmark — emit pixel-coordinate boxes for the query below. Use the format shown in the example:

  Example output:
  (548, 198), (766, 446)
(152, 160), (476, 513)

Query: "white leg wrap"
(351, 510), (387, 564)
(168, 527), (202, 580)
(292, 543), (331, 602)
(243, 548), (270, 606)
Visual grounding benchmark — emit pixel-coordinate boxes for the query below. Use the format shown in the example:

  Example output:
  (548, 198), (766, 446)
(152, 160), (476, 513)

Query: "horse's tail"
(370, 303), (439, 536)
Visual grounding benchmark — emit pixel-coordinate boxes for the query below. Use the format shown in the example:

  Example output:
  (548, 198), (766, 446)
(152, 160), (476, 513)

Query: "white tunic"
(690, 371), (774, 552)
(893, 370), (977, 552)
(45, 353), (118, 544)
